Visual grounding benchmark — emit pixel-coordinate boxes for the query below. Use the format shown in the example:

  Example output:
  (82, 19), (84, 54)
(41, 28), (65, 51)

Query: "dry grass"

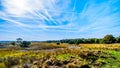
(1, 43), (120, 68)
(29, 42), (67, 50)
(79, 44), (120, 50)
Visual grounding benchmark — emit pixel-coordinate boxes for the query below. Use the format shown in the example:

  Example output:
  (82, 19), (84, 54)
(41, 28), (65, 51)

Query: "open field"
(0, 43), (120, 68)
(1, 0), (120, 68)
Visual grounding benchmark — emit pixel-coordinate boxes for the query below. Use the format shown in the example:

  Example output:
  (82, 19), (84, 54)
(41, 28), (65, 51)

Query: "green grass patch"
(56, 54), (78, 60)
(101, 50), (120, 68)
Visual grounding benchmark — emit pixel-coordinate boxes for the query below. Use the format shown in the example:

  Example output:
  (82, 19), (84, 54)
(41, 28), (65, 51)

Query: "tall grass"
(0, 43), (120, 68)
(79, 44), (120, 50)
(29, 42), (67, 50)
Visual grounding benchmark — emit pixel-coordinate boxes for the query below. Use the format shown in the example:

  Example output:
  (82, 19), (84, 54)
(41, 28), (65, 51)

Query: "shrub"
(20, 41), (31, 47)
(4, 57), (19, 68)
(56, 42), (60, 45)
(11, 42), (16, 46)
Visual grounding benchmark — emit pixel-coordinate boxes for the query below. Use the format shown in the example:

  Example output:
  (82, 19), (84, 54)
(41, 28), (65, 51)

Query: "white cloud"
(0, 0), (76, 31)
(0, 0), (120, 40)
(2, 0), (28, 16)
(1, 0), (119, 26)
(71, 0), (120, 34)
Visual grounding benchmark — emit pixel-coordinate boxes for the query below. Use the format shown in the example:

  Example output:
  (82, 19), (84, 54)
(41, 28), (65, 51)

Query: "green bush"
(11, 42), (16, 46)
(20, 41), (31, 47)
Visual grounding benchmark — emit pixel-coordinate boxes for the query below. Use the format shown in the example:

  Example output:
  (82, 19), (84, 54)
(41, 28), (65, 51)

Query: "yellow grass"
(1, 43), (120, 68)
(79, 44), (120, 50)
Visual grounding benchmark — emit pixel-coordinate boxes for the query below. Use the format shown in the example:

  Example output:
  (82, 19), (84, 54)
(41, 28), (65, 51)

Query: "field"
(0, 43), (120, 68)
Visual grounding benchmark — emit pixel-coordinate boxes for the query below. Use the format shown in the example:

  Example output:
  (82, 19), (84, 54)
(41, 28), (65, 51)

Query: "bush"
(20, 41), (31, 47)
(11, 42), (16, 46)
(56, 42), (60, 45)
(4, 57), (19, 68)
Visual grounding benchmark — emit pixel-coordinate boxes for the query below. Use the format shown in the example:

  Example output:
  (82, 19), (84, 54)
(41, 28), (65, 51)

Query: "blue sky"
(0, 0), (120, 41)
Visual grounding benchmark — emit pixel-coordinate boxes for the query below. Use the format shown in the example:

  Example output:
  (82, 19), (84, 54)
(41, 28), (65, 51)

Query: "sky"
(0, 0), (120, 41)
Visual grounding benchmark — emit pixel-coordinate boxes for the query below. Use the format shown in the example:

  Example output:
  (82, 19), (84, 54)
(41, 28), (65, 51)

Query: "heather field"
(1, 0), (120, 68)
(0, 43), (120, 68)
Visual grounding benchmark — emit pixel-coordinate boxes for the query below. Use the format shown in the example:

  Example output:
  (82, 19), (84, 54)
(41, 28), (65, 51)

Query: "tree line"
(46, 34), (120, 44)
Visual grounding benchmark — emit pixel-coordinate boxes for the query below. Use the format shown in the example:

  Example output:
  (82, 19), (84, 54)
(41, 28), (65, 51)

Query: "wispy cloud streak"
(0, 0), (120, 40)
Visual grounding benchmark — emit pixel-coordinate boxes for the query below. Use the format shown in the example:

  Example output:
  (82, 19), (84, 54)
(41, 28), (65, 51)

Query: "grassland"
(0, 43), (120, 68)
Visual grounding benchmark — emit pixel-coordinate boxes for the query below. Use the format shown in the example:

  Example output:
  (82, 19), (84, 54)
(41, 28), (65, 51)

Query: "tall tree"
(16, 38), (23, 44)
(102, 34), (115, 44)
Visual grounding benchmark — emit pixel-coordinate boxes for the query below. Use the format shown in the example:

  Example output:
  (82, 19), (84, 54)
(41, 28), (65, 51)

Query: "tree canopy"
(102, 34), (115, 44)
(16, 38), (31, 47)
(46, 34), (120, 44)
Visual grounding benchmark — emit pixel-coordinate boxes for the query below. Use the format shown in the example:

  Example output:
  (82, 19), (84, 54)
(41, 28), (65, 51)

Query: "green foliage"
(102, 34), (116, 44)
(60, 38), (103, 44)
(16, 38), (31, 47)
(68, 40), (74, 44)
(46, 34), (120, 44)
(16, 38), (23, 44)
(116, 36), (120, 43)
(11, 42), (16, 46)
(0, 63), (5, 68)
(14, 35), (120, 45)
(20, 41), (31, 47)
(56, 54), (78, 60)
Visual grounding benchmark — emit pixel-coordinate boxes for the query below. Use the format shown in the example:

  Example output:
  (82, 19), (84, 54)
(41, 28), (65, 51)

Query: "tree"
(68, 40), (74, 44)
(16, 38), (23, 44)
(94, 39), (99, 43)
(20, 41), (31, 47)
(116, 36), (120, 43)
(102, 34), (115, 44)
